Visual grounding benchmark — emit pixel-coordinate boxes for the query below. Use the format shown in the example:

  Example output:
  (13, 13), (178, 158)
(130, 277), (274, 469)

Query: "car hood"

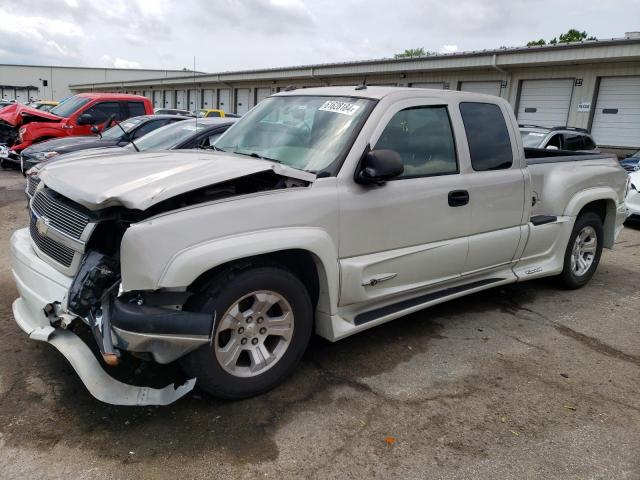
(38, 150), (316, 211)
(0, 103), (61, 127)
(23, 136), (116, 155)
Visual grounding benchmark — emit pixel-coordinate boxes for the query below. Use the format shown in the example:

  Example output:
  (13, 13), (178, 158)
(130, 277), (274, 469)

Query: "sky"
(0, 0), (639, 73)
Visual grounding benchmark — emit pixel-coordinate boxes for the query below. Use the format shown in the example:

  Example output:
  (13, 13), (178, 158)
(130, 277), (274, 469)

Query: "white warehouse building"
(66, 34), (640, 154)
(0, 64), (197, 103)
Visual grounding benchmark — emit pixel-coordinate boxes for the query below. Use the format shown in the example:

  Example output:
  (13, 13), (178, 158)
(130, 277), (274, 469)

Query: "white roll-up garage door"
(235, 88), (251, 115)
(175, 90), (186, 109)
(517, 79), (574, 127)
(164, 91), (175, 108)
(591, 76), (640, 148)
(255, 87), (271, 104)
(202, 89), (215, 108)
(15, 89), (27, 103)
(152, 91), (162, 108)
(218, 89), (231, 112)
(410, 82), (444, 89)
(460, 81), (502, 97)
(188, 89), (198, 110)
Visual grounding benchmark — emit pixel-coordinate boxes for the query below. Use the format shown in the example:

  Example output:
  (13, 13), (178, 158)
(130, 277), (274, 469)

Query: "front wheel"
(180, 265), (313, 399)
(558, 212), (604, 289)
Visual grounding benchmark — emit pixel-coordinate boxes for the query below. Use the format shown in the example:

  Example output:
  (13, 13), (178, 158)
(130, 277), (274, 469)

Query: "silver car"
(520, 125), (600, 153)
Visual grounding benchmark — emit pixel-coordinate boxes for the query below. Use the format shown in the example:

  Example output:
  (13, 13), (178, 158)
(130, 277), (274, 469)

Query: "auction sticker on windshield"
(319, 100), (361, 116)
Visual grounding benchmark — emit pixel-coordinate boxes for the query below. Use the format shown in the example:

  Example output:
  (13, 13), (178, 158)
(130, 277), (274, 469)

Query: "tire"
(180, 265), (313, 399)
(558, 212), (604, 289)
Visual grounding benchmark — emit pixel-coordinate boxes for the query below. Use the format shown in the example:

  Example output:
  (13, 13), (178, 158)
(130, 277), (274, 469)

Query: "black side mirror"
(90, 125), (100, 134)
(355, 149), (404, 185)
(77, 113), (96, 125)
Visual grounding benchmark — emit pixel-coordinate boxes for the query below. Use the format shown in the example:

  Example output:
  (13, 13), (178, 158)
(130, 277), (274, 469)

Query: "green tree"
(527, 29), (597, 47)
(394, 48), (435, 59)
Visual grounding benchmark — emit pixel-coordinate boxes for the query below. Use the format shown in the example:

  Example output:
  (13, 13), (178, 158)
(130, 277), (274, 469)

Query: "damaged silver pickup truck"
(11, 87), (629, 405)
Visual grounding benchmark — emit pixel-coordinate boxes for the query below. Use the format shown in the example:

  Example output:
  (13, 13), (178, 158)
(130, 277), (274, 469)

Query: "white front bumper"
(10, 228), (195, 406)
(626, 190), (640, 217)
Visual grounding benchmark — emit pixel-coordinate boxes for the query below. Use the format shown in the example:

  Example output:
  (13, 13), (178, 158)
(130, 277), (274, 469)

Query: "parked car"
(0, 93), (154, 159)
(24, 117), (238, 193)
(0, 99), (16, 110)
(19, 114), (187, 172)
(620, 150), (640, 172)
(197, 109), (241, 118)
(154, 108), (195, 117)
(25, 100), (59, 112)
(626, 170), (640, 218)
(11, 87), (628, 405)
(520, 125), (600, 152)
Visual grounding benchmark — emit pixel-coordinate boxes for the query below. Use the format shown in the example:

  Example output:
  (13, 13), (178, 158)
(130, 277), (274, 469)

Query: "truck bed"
(525, 147), (617, 165)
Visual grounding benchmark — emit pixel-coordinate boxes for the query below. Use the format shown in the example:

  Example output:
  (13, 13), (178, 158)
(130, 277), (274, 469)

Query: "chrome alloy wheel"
(214, 290), (294, 378)
(570, 225), (597, 276)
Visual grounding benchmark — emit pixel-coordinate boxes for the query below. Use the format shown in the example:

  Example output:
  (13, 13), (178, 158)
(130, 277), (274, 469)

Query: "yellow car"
(27, 100), (59, 112)
(197, 109), (241, 118)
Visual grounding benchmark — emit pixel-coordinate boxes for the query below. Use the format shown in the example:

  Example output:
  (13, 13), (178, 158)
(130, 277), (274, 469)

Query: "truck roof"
(76, 92), (149, 100)
(273, 85), (503, 102)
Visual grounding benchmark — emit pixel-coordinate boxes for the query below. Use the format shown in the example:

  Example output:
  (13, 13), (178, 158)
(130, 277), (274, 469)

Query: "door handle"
(448, 190), (469, 207)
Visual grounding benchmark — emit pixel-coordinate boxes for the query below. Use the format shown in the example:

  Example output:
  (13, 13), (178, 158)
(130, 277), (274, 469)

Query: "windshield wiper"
(232, 150), (282, 163)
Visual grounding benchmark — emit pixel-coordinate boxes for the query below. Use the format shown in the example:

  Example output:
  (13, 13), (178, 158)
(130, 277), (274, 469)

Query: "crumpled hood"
(39, 150), (316, 211)
(0, 103), (61, 127)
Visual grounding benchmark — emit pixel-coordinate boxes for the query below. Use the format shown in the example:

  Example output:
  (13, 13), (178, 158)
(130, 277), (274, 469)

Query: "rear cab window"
(459, 102), (513, 171)
(127, 102), (147, 117)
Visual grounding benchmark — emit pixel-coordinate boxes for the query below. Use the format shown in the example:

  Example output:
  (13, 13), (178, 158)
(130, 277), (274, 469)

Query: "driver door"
(338, 101), (471, 307)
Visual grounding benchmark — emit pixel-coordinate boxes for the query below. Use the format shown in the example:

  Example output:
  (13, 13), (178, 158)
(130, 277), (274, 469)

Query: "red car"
(0, 93), (153, 157)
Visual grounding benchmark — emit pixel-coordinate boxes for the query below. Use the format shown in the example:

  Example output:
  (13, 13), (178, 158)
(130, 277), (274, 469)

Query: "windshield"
(215, 95), (374, 172)
(520, 130), (547, 148)
(134, 119), (207, 151)
(49, 95), (91, 118)
(101, 116), (146, 140)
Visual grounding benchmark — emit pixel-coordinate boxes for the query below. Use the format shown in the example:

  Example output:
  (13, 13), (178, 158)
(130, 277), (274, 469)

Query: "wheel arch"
(156, 228), (339, 316)
(564, 188), (618, 248)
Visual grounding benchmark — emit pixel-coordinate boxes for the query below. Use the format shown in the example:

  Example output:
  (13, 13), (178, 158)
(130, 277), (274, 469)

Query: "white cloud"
(0, 0), (639, 71)
(100, 55), (142, 68)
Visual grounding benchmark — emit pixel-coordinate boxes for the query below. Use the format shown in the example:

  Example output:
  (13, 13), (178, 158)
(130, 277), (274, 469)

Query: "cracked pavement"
(0, 169), (638, 479)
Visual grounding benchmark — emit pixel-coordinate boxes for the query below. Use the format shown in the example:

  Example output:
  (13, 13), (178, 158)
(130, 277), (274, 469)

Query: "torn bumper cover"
(10, 228), (197, 406)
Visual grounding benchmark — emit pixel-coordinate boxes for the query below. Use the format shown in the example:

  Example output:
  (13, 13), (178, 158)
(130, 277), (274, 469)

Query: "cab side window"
(199, 132), (223, 148)
(583, 135), (597, 150)
(82, 102), (121, 124)
(564, 133), (584, 151)
(374, 106), (458, 178)
(459, 102), (513, 171)
(546, 134), (562, 149)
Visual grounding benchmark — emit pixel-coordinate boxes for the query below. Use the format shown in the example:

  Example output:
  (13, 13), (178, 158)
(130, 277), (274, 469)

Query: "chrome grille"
(26, 175), (39, 198)
(29, 216), (75, 267)
(31, 189), (90, 239)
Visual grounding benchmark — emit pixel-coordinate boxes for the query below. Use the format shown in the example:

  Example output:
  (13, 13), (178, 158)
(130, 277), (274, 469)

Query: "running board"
(353, 278), (505, 326)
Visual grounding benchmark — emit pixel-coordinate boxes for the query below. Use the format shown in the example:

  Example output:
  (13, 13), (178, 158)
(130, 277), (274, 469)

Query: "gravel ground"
(0, 169), (638, 479)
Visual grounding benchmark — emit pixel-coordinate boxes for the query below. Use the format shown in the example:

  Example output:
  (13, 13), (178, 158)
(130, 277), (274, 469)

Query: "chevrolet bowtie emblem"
(36, 217), (50, 236)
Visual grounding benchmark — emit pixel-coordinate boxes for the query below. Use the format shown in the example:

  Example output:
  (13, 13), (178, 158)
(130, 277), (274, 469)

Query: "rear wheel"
(180, 265), (313, 399)
(558, 212), (604, 289)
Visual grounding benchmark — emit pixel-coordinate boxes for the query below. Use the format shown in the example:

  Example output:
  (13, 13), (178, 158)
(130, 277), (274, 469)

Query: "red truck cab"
(0, 93), (153, 155)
